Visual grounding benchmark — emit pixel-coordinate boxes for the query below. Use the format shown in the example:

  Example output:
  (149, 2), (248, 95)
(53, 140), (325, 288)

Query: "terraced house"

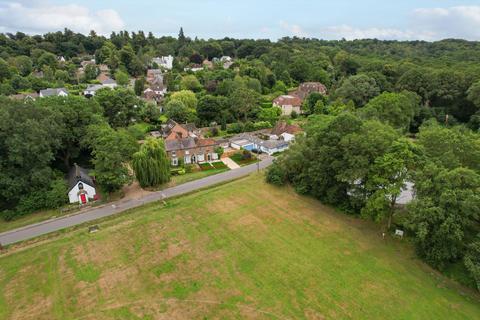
(165, 137), (219, 166)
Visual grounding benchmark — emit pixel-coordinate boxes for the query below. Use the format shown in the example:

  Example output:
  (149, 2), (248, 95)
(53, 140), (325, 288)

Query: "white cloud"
(411, 6), (480, 40)
(280, 6), (480, 41)
(280, 21), (307, 37)
(0, 1), (124, 35)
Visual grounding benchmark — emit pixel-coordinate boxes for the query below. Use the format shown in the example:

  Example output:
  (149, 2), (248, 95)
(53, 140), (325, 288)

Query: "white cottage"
(68, 164), (97, 204)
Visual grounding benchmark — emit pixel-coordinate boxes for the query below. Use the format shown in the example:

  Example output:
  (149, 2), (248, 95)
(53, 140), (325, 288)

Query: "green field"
(0, 174), (479, 319)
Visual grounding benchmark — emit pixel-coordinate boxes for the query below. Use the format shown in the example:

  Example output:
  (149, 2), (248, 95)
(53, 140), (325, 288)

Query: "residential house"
(84, 84), (104, 97)
(39, 88), (69, 98)
(184, 64), (203, 72)
(203, 59), (213, 69)
(146, 69), (163, 83)
(230, 132), (290, 155)
(67, 164), (97, 204)
(271, 121), (302, 142)
(220, 56), (232, 62)
(143, 88), (165, 106)
(98, 64), (110, 74)
(273, 95), (303, 116)
(259, 140), (289, 155)
(152, 55), (174, 70)
(97, 73), (110, 83)
(290, 82), (327, 100)
(9, 92), (39, 102)
(160, 119), (200, 141)
(101, 78), (117, 89)
(165, 137), (219, 166)
(80, 59), (96, 68)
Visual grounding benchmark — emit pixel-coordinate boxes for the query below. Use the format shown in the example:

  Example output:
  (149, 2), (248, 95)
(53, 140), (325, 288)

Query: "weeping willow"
(132, 138), (170, 188)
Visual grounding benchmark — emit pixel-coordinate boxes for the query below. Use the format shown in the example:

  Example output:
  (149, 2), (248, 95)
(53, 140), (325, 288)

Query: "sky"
(1, 0), (480, 41)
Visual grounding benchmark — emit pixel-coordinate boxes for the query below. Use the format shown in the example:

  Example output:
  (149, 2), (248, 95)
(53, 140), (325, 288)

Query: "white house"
(259, 140), (289, 155)
(39, 88), (68, 98)
(67, 164), (97, 204)
(273, 95), (303, 116)
(281, 132), (296, 142)
(83, 84), (105, 97)
(152, 55), (174, 70)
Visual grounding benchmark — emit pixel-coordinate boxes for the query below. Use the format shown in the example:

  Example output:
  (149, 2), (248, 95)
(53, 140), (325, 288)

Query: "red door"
(80, 194), (87, 204)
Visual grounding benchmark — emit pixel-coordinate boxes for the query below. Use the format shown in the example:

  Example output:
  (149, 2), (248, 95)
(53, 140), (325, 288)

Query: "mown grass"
(0, 174), (479, 319)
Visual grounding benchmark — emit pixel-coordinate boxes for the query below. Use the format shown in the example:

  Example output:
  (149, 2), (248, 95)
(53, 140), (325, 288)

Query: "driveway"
(221, 157), (241, 170)
(0, 156), (274, 246)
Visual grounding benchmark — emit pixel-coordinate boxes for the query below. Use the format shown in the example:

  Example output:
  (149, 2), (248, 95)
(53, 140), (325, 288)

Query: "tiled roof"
(68, 164), (94, 191)
(273, 95), (302, 107)
(271, 122), (302, 136)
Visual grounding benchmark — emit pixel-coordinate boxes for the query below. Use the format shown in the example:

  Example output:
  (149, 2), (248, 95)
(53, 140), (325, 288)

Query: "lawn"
(163, 166), (229, 188)
(230, 153), (259, 166)
(0, 174), (479, 319)
(198, 161), (228, 171)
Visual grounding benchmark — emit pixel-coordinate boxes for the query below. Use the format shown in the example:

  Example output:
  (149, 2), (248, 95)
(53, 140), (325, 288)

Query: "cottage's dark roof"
(271, 122), (302, 136)
(180, 123), (198, 132)
(165, 137), (197, 152)
(68, 164), (94, 191)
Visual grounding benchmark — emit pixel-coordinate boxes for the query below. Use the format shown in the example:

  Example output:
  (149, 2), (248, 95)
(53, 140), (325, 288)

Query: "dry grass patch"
(0, 174), (479, 319)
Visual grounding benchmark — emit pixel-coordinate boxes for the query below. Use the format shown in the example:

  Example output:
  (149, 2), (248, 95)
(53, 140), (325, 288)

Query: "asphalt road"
(0, 157), (273, 246)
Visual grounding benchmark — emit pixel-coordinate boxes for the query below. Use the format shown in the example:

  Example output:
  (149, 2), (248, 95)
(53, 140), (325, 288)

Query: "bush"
(227, 122), (244, 134)
(242, 150), (252, 160)
(253, 121), (272, 130)
(244, 121), (255, 132)
(291, 110), (298, 119)
(2, 178), (68, 221)
(210, 127), (219, 136)
(265, 164), (286, 186)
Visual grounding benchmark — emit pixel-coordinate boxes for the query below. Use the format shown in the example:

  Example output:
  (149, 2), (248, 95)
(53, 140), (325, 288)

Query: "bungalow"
(271, 121), (302, 142)
(273, 95), (303, 116)
(231, 139), (256, 151)
(67, 164), (97, 204)
(9, 92), (39, 102)
(39, 88), (68, 98)
(101, 78), (117, 89)
(230, 132), (291, 155)
(184, 64), (203, 72)
(165, 137), (219, 166)
(152, 55), (174, 70)
(259, 139), (289, 155)
(84, 84), (104, 97)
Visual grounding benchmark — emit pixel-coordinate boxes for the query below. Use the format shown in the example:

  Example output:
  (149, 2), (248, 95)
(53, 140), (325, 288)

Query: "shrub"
(227, 122), (244, 134)
(242, 150), (252, 160)
(210, 127), (219, 136)
(244, 121), (255, 132)
(265, 164), (286, 186)
(291, 110), (298, 119)
(253, 121), (272, 130)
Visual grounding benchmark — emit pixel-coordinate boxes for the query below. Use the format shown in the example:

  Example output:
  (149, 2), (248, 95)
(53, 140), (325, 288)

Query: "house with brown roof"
(165, 137), (219, 166)
(273, 95), (303, 116)
(159, 120), (200, 141)
(290, 82), (327, 100)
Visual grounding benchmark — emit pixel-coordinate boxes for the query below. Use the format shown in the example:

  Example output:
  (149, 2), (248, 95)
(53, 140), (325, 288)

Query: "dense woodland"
(1, 29), (480, 289)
